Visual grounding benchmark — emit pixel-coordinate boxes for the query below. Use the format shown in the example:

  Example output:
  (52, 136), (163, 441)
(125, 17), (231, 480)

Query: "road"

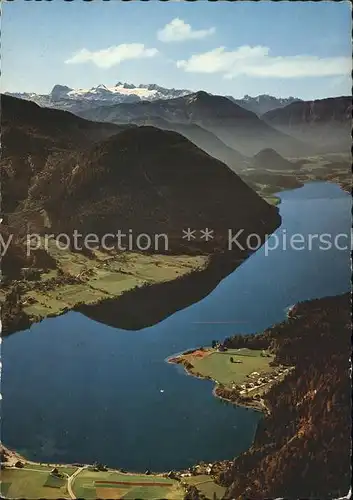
(67, 466), (86, 499)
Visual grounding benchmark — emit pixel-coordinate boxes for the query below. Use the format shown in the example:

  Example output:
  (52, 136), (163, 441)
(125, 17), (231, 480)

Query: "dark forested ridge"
(0, 94), (130, 214)
(186, 293), (351, 500)
(34, 126), (280, 253)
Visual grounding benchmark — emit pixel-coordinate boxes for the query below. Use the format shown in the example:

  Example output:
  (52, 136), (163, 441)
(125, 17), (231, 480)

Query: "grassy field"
(178, 348), (275, 386)
(21, 242), (208, 324)
(0, 465), (185, 500)
(0, 466), (73, 499)
(72, 469), (185, 500)
(183, 475), (226, 500)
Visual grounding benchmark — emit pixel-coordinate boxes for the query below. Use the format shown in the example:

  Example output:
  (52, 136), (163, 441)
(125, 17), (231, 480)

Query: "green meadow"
(0, 465), (74, 499)
(182, 348), (275, 386)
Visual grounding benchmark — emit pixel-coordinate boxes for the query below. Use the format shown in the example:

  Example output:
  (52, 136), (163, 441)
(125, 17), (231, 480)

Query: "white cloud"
(65, 43), (159, 69)
(157, 18), (215, 43)
(176, 45), (352, 79)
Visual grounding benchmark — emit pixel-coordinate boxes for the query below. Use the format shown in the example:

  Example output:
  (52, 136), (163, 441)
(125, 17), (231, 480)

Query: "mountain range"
(77, 90), (308, 158)
(6, 83), (300, 116)
(228, 94), (301, 116)
(7, 83), (349, 157)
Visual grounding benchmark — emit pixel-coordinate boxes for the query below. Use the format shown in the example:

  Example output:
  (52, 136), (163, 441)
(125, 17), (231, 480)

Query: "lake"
(1, 182), (351, 472)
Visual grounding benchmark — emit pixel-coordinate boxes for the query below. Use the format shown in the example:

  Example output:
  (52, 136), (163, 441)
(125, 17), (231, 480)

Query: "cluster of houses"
(233, 366), (288, 395)
(178, 462), (216, 478)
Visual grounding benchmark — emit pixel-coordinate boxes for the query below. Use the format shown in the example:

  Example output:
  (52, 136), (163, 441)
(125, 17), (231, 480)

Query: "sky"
(1, 0), (352, 99)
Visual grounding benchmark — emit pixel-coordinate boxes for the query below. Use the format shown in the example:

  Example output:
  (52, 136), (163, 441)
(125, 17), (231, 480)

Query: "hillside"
(0, 94), (133, 214)
(78, 91), (308, 157)
(24, 125), (280, 253)
(185, 293), (351, 500)
(1, 93), (127, 145)
(219, 293), (351, 500)
(108, 115), (245, 170)
(262, 96), (352, 153)
(252, 148), (295, 170)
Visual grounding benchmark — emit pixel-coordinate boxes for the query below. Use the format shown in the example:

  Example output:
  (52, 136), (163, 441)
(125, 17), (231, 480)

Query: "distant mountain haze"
(78, 91), (309, 157)
(117, 115), (245, 171)
(252, 148), (296, 170)
(228, 94), (301, 116)
(262, 96), (352, 154)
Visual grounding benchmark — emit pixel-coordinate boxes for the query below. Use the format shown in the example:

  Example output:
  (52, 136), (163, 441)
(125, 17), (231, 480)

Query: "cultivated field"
(0, 465), (75, 499)
(72, 469), (184, 500)
(21, 241), (208, 325)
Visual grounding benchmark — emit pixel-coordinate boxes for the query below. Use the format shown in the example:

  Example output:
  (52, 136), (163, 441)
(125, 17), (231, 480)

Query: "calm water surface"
(2, 182), (351, 471)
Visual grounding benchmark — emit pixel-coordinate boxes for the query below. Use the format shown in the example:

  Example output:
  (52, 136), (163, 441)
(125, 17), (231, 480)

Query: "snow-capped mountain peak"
(55, 82), (192, 102)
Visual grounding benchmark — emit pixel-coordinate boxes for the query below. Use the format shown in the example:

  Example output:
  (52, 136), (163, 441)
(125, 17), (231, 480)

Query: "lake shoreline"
(2, 297), (303, 473)
(168, 352), (270, 412)
(217, 293), (351, 499)
(2, 179), (349, 338)
(2, 182), (350, 498)
(1, 299), (299, 476)
(1, 207), (280, 337)
(168, 344), (293, 416)
(0, 444), (171, 478)
(2, 292), (350, 500)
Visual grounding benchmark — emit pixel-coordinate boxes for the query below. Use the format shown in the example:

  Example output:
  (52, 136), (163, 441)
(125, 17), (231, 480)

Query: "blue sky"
(1, 0), (351, 99)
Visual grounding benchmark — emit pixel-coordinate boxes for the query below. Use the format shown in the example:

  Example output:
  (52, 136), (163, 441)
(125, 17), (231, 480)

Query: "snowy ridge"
(6, 83), (193, 107)
(5, 83), (300, 116)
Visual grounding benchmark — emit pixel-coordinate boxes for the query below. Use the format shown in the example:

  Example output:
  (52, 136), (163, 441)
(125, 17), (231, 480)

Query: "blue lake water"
(1, 182), (351, 472)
